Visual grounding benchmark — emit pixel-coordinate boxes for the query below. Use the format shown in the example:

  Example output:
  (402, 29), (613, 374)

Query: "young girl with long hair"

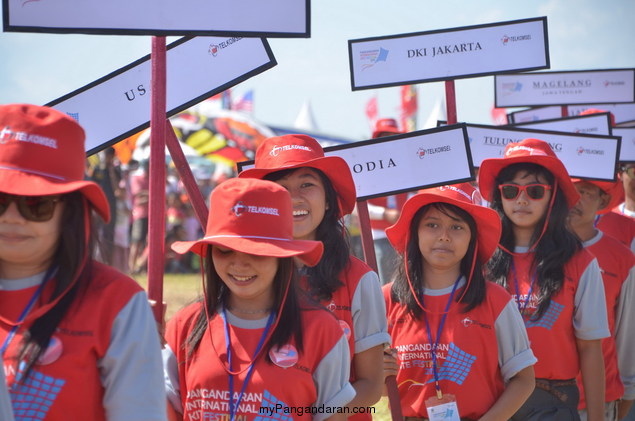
(0, 104), (166, 419)
(479, 138), (610, 421)
(383, 183), (536, 420)
(163, 177), (355, 421)
(239, 134), (389, 418)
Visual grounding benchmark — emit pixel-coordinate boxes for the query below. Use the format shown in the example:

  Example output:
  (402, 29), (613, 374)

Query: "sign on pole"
(239, 124), (474, 199)
(510, 113), (613, 136)
(46, 36), (276, 155)
(465, 123), (620, 180)
(509, 103), (635, 126)
(348, 17), (549, 91)
(3, 0), (310, 37)
(615, 128), (635, 163)
(495, 69), (635, 108)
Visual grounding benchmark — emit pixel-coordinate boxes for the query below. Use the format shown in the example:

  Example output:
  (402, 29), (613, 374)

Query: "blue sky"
(0, 0), (633, 141)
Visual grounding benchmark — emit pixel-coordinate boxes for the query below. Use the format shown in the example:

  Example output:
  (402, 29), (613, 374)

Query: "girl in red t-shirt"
(164, 177), (354, 421)
(479, 138), (610, 421)
(383, 183), (536, 420)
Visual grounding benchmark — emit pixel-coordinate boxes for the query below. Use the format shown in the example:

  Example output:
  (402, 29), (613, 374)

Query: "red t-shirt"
(597, 211), (635, 251)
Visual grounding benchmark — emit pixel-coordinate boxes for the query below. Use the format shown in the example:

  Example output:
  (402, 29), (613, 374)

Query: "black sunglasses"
(0, 193), (62, 222)
(498, 184), (552, 201)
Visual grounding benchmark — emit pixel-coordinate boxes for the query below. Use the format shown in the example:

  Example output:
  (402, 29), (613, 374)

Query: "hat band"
(0, 164), (68, 182)
(203, 234), (295, 243)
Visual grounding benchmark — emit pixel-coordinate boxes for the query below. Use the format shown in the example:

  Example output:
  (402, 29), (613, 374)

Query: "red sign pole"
(165, 121), (209, 228)
(356, 199), (378, 273)
(445, 80), (458, 125)
(147, 36), (167, 323)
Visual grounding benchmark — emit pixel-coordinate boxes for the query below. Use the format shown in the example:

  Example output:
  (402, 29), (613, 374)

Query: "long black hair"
(16, 192), (95, 382)
(390, 202), (486, 319)
(185, 248), (305, 359)
(486, 162), (581, 320)
(265, 168), (349, 301)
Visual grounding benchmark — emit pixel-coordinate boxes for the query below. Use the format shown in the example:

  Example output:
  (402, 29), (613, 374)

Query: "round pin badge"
(339, 320), (352, 340)
(37, 335), (63, 365)
(269, 344), (298, 368)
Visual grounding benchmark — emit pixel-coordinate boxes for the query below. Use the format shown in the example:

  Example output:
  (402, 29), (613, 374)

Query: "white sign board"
(465, 124), (620, 180)
(508, 106), (562, 123)
(495, 69), (635, 107)
(348, 17), (549, 90)
(615, 128), (635, 162)
(4, 0), (309, 37)
(47, 36), (276, 154)
(568, 103), (635, 126)
(511, 113), (612, 136)
(238, 125), (473, 199)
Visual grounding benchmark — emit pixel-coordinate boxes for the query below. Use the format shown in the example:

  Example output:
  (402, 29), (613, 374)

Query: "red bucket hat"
(171, 177), (324, 266)
(238, 134), (356, 217)
(571, 178), (624, 214)
(386, 183), (501, 262)
(478, 138), (580, 208)
(0, 104), (110, 221)
(372, 118), (402, 138)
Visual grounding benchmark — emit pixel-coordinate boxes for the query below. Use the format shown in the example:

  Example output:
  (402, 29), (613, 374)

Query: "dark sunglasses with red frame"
(498, 184), (552, 201)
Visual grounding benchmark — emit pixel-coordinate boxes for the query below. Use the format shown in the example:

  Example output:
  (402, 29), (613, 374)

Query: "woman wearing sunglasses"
(239, 135), (389, 419)
(164, 177), (354, 420)
(0, 104), (166, 419)
(478, 138), (610, 421)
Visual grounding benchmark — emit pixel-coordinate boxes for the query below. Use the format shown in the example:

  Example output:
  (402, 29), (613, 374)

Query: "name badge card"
(508, 106), (562, 124)
(615, 128), (635, 163)
(495, 69), (635, 108)
(3, 0), (309, 37)
(466, 123), (620, 181)
(348, 17), (548, 90)
(239, 125), (473, 200)
(47, 36), (276, 154)
(511, 113), (612, 136)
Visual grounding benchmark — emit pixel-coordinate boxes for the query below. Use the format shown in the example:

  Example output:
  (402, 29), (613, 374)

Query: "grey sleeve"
(573, 258), (611, 341)
(495, 300), (537, 383)
(0, 366), (15, 421)
(163, 344), (183, 413)
(351, 271), (391, 353)
(615, 266), (635, 400)
(99, 291), (168, 421)
(312, 334), (356, 421)
(631, 236), (635, 254)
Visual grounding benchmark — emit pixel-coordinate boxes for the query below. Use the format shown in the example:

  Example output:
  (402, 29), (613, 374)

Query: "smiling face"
(500, 170), (552, 242)
(417, 206), (472, 275)
(212, 246), (278, 311)
(0, 197), (64, 279)
(270, 168), (328, 241)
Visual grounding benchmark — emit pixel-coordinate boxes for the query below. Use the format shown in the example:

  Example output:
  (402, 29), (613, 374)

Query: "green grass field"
(134, 272), (393, 420)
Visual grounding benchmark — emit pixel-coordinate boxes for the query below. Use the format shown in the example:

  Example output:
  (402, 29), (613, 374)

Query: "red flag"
(366, 96), (378, 128)
(400, 85), (417, 132)
(491, 105), (508, 125)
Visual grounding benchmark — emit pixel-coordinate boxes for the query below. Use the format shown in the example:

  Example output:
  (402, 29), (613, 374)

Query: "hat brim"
(0, 169), (110, 222)
(239, 156), (357, 217)
(386, 193), (502, 262)
(171, 235), (324, 267)
(372, 128), (402, 138)
(478, 155), (580, 208)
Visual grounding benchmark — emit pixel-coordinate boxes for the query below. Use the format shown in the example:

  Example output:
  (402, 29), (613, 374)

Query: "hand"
(383, 347), (398, 379)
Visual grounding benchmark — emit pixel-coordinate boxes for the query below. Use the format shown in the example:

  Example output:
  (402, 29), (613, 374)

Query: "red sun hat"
(477, 138), (580, 208)
(372, 118), (402, 138)
(385, 183), (501, 262)
(579, 108), (616, 127)
(171, 177), (324, 266)
(571, 178), (625, 214)
(0, 104), (110, 221)
(238, 134), (356, 217)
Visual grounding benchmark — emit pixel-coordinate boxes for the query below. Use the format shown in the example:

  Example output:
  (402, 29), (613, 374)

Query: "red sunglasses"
(498, 184), (552, 201)
(0, 193), (62, 222)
